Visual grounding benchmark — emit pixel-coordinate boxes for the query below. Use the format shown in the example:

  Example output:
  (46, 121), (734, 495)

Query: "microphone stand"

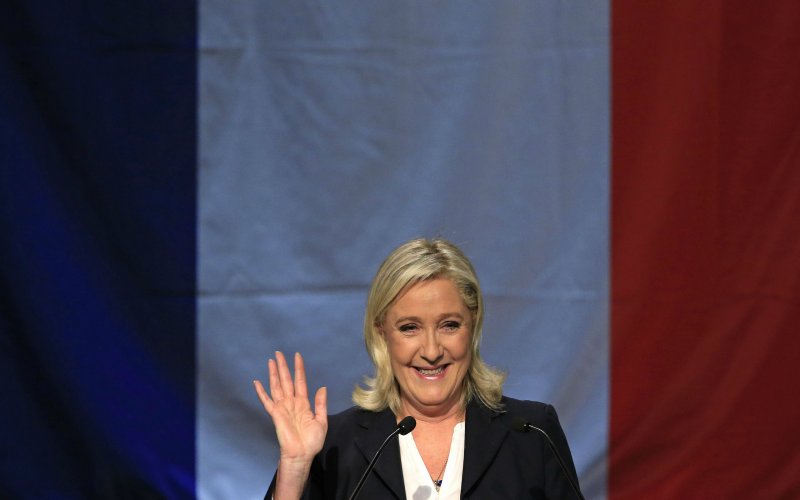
(514, 418), (585, 500)
(348, 416), (416, 500)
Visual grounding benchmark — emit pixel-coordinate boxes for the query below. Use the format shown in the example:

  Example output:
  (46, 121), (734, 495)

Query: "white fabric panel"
(199, 2), (609, 499)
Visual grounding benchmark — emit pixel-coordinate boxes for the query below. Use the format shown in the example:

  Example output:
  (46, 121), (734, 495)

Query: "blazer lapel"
(461, 400), (509, 497)
(354, 409), (406, 500)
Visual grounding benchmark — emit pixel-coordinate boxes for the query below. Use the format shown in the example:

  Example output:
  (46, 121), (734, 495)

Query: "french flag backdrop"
(2, 2), (798, 499)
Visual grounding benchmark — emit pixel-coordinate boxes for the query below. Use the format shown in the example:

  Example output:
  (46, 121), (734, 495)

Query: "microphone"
(348, 416), (416, 500)
(512, 417), (585, 500)
(397, 416), (416, 435)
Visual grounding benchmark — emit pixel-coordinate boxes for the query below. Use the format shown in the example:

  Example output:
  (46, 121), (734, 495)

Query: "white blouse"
(398, 422), (465, 500)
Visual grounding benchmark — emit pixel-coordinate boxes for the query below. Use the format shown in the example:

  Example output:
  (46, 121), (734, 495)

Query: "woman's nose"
(420, 330), (443, 364)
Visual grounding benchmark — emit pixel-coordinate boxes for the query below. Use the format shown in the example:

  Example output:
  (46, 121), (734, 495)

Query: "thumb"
(314, 386), (328, 427)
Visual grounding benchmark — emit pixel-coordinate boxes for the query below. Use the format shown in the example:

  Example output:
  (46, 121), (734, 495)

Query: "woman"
(254, 238), (581, 499)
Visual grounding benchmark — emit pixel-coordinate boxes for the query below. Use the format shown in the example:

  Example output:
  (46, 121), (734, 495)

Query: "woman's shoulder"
(328, 405), (365, 421)
(496, 395), (560, 426)
(325, 405), (395, 435)
(325, 406), (365, 430)
(328, 405), (390, 421)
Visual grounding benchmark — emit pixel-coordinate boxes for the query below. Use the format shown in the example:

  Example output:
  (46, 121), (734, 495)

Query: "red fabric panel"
(611, 1), (800, 498)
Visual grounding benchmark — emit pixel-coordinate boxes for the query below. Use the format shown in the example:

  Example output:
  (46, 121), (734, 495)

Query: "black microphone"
(512, 417), (585, 500)
(348, 416), (416, 500)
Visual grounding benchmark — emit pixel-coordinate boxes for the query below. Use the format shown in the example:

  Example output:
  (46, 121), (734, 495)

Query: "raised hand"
(254, 351), (328, 477)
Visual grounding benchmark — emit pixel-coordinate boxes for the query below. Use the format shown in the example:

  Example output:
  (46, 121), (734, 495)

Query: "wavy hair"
(352, 238), (506, 415)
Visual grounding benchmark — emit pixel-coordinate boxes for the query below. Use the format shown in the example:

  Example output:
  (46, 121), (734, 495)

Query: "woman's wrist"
(276, 458), (312, 487)
(274, 458), (312, 500)
(278, 456), (313, 474)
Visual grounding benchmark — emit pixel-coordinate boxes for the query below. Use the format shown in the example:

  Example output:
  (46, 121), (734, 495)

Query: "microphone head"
(397, 416), (416, 435)
(511, 416), (530, 433)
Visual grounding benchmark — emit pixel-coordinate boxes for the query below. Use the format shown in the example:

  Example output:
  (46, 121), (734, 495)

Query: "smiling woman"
(379, 277), (474, 499)
(254, 238), (583, 499)
(354, 239), (504, 418)
(382, 278), (473, 417)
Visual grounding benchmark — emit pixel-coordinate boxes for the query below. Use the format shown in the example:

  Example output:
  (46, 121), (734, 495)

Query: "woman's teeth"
(417, 366), (445, 375)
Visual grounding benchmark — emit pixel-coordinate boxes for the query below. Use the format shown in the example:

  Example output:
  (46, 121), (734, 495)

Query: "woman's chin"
(402, 389), (460, 412)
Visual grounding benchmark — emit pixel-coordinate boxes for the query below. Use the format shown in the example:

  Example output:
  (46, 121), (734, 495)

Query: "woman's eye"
(442, 321), (461, 331)
(398, 324), (418, 333)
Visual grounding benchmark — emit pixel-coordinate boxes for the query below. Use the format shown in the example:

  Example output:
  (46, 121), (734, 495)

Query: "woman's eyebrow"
(393, 315), (422, 324)
(393, 312), (464, 325)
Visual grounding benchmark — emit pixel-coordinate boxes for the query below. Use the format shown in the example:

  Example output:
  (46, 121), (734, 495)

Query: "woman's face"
(381, 278), (472, 417)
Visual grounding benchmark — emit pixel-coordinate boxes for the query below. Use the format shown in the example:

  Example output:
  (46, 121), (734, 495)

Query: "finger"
(314, 386), (328, 427)
(275, 351), (295, 398)
(268, 358), (284, 400)
(253, 379), (275, 413)
(255, 381), (295, 442)
(294, 352), (309, 399)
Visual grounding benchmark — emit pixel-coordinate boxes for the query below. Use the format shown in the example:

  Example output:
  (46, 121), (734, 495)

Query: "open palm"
(254, 351), (327, 463)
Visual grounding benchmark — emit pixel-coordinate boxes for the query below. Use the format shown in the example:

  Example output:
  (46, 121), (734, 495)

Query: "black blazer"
(266, 396), (581, 499)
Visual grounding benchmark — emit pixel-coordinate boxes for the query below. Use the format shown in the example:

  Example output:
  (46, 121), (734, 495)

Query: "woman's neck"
(399, 399), (465, 425)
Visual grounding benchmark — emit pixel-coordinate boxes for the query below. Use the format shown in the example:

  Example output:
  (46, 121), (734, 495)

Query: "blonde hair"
(352, 238), (506, 415)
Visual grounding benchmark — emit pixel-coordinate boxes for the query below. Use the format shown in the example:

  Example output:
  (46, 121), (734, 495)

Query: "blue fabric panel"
(1, 3), (196, 498)
(199, 2), (608, 499)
